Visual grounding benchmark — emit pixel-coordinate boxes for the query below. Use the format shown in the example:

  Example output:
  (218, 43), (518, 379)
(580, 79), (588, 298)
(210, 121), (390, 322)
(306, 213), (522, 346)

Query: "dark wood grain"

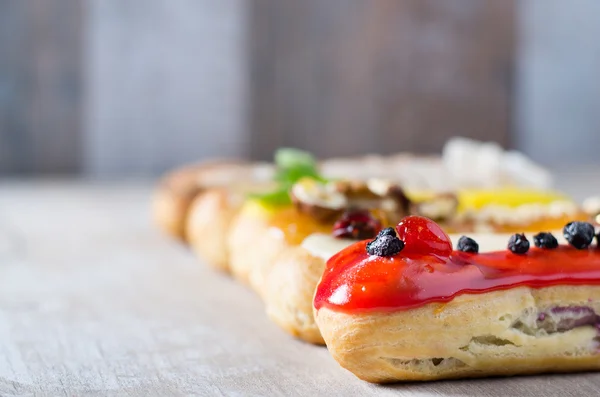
(0, 0), (82, 175)
(249, 0), (515, 161)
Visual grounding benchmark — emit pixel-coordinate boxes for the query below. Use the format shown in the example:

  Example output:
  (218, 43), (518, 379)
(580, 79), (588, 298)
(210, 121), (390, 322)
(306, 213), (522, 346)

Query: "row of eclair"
(153, 139), (600, 382)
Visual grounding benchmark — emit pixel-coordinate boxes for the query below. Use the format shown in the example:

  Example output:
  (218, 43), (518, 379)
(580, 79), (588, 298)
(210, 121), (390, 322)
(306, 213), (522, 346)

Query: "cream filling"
(301, 233), (356, 260)
(458, 201), (579, 229)
(583, 196), (600, 218)
(301, 231), (571, 261)
(442, 136), (553, 190)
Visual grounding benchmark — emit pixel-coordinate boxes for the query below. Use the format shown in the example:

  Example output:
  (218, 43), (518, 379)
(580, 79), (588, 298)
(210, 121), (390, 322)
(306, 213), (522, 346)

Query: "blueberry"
(377, 227), (397, 238)
(508, 233), (529, 254)
(457, 236), (479, 253)
(563, 221), (595, 249)
(366, 233), (404, 257)
(533, 232), (558, 249)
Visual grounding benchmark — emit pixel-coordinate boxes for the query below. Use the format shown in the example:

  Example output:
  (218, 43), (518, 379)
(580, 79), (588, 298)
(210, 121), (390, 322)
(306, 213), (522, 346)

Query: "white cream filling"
(301, 231), (572, 261)
(417, 196), (457, 220)
(442, 137), (553, 190)
(459, 201), (579, 229)
(583, 196), (600, 216)
(301, 233), (356, 260)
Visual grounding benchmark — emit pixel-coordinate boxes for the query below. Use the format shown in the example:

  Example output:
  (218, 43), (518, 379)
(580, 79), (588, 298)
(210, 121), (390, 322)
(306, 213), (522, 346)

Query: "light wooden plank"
(0, 179), (599, 395)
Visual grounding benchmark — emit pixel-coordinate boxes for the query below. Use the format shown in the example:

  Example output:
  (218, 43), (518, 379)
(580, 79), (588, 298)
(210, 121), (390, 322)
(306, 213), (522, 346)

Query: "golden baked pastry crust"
(153, 164), (206, 240)
(264, 246), (326, 344)
(227, 212), (292, 295)
(153, 161), (248, 241)
(186, 188), (241, 271)
(315, 285), (600, 383)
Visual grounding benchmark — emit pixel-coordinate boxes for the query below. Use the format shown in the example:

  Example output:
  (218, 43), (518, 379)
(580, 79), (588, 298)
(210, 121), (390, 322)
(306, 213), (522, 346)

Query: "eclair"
(264, 209), (391, 344)
(186, 149), (408, 272)
(314, 216), (600, 383)
(264, 185), (584, 344)
(153, 160), (273, 242)
(232, 178), (410, 296)
(184, 164), (275, 270)
(172, 149), (418, 272)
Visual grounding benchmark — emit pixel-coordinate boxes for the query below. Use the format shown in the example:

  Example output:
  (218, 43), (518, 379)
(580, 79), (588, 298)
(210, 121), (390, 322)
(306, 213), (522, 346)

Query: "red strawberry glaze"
(314, 241), (600, 314)
(395, 216), (452, 257)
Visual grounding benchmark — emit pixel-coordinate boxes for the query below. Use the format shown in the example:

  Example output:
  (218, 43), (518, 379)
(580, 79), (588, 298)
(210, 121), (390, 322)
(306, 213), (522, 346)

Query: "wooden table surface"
(1, 176), (599, 396)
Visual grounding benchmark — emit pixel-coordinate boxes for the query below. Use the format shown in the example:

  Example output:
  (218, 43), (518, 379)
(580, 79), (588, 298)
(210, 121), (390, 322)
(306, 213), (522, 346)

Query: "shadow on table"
(376, 372), (600, 397)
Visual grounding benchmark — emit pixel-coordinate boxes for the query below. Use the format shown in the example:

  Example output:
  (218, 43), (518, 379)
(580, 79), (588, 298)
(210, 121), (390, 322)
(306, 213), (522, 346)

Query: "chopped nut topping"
(411, 193), (458, 222)
(290, 179), (348, 221)
(291, 178), (410, 223)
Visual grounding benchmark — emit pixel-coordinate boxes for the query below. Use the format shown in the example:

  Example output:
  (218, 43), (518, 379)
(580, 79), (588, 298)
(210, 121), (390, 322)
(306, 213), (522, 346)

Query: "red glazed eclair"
(314, 216), (600, 383)
(263, 184), (584, 345)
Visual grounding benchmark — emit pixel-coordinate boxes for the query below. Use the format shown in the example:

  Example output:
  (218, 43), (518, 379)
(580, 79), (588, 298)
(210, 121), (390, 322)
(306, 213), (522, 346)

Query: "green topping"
(251, 148), (325, 206)
(248, 188), (291, 207)
(274, 148), (324, 184)
(275, 148), (317, 171)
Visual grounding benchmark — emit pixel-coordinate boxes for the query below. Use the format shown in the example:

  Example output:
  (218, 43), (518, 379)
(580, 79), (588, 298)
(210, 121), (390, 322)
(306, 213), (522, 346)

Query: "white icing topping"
(321, 138), (552, 192)
(442, 137), (553, 190)
(301, 233), (355, 260)
(366, 178), (393, 196)
(459, 201), (578, 228)
(583, 196), (600, 216)
(291, 179), (348, 209)
(417, 196), (457, 220)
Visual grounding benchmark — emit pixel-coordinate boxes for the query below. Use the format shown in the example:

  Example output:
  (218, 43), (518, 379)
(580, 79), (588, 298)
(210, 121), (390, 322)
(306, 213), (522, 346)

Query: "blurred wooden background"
(84, 0), (248, 176)
(0, 0), (82, 174)
(1, 0), (599, 176)
(249, 0), (513, 160)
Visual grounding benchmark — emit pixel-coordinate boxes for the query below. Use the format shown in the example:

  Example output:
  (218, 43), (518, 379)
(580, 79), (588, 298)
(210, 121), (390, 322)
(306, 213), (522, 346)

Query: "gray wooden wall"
(0, 0), (82, 175)
(1, 0), (598, 176)
(85, 0), (248, 176)
(516, 0), (600, 167)
(249, 0), (513, 160)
